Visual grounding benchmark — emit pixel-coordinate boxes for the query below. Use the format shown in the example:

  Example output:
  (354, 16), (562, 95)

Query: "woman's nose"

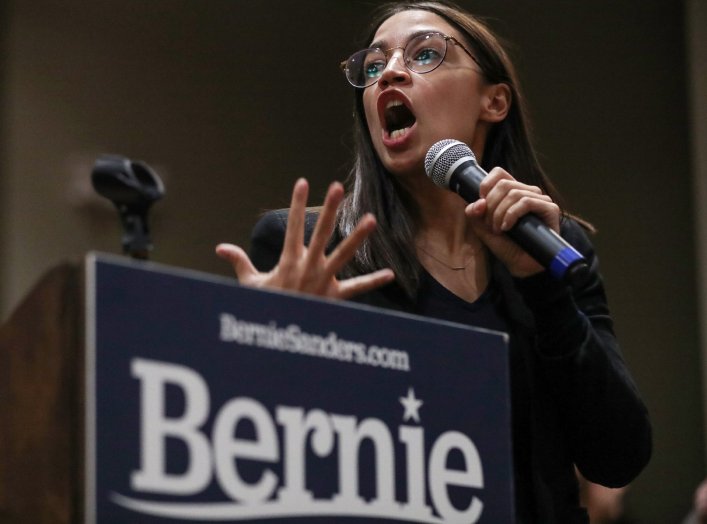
(378, 50), (411, 87)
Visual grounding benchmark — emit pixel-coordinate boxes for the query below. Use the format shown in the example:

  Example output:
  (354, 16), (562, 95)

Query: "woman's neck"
(397, 175), (490, 302)
(406, 178), (475, 253)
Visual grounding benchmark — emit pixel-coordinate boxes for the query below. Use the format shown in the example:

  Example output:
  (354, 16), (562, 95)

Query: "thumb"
(464, 199), (496, 243)
(215, 243), (258, 281)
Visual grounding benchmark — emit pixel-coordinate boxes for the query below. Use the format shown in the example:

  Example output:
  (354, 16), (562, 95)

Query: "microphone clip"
(91, 155), (165, 260)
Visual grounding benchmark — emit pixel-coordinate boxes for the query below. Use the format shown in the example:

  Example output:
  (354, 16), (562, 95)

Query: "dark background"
(0, 1), (704, 522)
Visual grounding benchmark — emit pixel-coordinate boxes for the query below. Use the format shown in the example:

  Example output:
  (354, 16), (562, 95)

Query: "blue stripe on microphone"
(549, 247), (584, 280)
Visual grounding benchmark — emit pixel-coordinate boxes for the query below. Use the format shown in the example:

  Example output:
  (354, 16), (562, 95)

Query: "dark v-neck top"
(415, 269), (508, 334)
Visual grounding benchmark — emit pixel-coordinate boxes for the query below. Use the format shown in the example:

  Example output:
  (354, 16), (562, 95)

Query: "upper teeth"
(386, 100), (404, 109)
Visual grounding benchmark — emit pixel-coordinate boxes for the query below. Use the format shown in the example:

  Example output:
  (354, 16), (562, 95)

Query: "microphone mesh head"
(424, 139), (475, 188)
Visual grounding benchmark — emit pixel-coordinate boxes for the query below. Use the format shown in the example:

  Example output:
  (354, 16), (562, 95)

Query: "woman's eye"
(412, 48), (440, 65)
(364, 61), (385, 78)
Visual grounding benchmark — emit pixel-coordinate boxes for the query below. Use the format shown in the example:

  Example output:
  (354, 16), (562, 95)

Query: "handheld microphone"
(424, 139), (587, 282)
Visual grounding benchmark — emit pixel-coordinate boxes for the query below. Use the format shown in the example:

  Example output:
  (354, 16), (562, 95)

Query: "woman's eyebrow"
(369, 28), (441, 50)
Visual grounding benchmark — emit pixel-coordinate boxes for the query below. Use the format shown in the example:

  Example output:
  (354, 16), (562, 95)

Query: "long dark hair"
(338, 1), (566, 299)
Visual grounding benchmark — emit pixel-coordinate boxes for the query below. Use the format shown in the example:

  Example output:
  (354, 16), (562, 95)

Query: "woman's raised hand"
(216, 178), (395, 299)
(465, 167), (561, 278)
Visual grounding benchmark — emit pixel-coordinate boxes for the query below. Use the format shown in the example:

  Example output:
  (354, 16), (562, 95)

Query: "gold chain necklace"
(417, 245), (478, 271)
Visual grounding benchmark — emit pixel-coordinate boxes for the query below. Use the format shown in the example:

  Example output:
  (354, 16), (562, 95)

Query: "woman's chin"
(383, 161), (428, 182)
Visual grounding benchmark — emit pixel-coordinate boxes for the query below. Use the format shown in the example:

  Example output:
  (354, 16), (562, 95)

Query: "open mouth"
(384, 100), (416, 139)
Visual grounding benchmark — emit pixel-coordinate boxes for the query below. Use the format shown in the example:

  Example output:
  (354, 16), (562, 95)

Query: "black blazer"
(249, 209), (652, 524)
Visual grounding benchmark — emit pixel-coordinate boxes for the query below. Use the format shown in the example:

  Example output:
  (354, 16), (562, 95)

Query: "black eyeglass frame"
(340, 32), (480, 88)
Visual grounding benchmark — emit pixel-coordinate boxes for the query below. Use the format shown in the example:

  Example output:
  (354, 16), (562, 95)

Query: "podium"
(0, 254), (514, 523)
(0, 262), (84, 523)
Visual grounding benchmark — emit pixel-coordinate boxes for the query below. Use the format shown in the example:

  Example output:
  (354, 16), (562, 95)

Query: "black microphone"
(424, 139), (587, 282)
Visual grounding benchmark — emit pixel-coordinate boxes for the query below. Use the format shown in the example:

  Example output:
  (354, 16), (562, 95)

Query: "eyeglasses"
(340, 31), (479, 89)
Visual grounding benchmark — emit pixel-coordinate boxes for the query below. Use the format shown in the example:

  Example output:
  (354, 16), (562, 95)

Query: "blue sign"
(85, 253), (514, 523)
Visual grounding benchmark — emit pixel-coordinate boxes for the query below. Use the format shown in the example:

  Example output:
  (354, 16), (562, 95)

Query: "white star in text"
(400, 387), (424, 423)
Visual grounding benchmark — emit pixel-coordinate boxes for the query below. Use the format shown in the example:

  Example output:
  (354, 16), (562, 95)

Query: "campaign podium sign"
(85, 253), (514, 523)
